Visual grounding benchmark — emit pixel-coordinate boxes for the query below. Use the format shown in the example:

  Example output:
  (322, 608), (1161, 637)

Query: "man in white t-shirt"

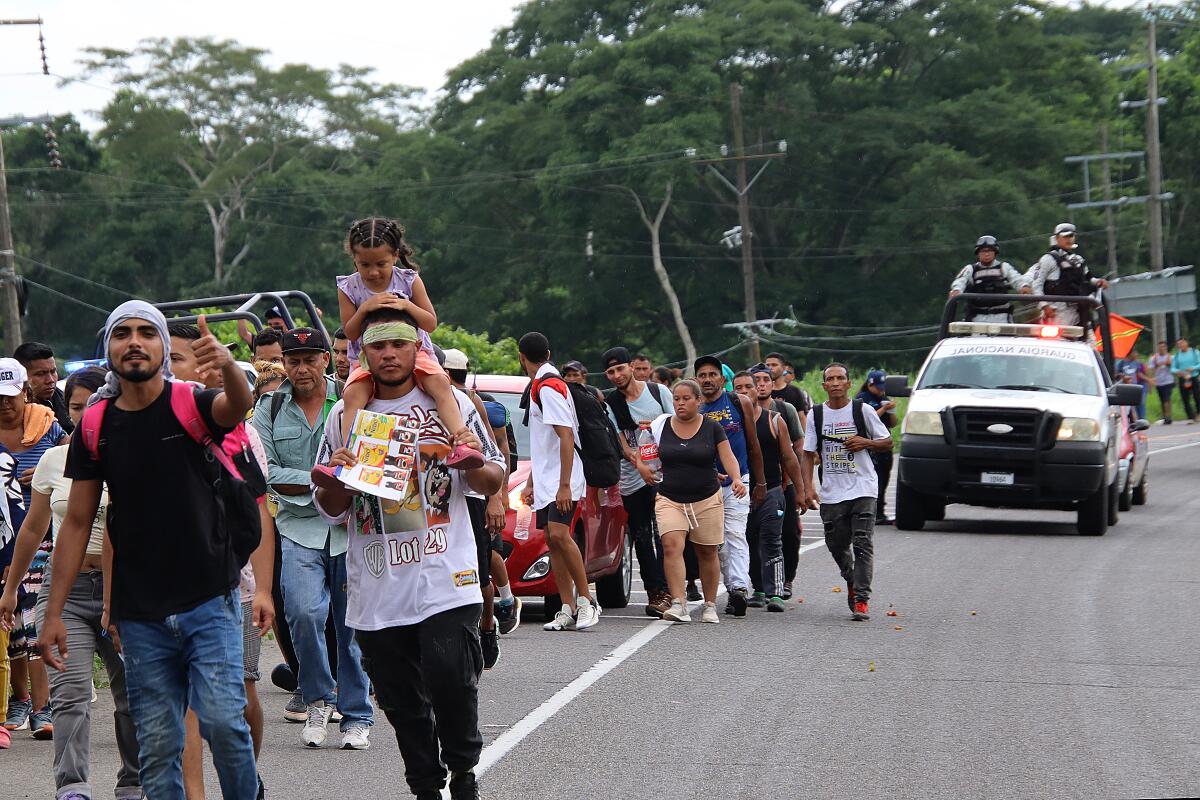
(801, 363), (892, 622)
(516, 332), (598, 632)
(313, 308), (506, 800)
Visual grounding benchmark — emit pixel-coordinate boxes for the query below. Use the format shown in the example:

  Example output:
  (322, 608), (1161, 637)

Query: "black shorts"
(465, 496), (492, 588)
(535, 501), (577, 529)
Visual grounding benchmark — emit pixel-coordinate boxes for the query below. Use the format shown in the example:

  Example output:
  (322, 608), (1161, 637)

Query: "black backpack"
(529, 374), (622, 488)
(605, 381), (670, 434)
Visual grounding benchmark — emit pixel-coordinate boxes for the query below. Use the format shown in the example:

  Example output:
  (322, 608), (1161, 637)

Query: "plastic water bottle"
(637, 424), (662, 482)
(514, 504), (532, 540)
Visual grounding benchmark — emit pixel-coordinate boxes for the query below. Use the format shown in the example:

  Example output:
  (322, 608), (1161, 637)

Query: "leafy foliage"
(4, 1), (1195, 376)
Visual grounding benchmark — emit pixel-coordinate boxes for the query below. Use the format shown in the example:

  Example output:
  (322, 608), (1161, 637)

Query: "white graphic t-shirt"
(314, 386), (504, 630)
(802, 401), (891, 505)
(528, 363), (586, 510)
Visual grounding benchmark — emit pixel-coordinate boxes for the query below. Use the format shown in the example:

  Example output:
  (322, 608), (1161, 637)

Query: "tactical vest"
(966, 261), (1012, 317)
(1043, 248), (1088, 296)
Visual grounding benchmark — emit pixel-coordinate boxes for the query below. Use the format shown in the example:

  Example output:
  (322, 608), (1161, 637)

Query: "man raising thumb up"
(40, 301), (261, 798)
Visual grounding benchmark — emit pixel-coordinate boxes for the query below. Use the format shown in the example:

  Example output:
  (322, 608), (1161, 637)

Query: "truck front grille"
(952, 408), (1043, 447)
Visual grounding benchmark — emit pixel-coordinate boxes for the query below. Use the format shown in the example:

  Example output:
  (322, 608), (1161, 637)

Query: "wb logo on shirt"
(364, 540), (386, 578)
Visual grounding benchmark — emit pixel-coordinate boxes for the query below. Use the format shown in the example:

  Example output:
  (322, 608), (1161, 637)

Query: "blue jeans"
(117, 589), (256, 800)
(280, 537), (373, 728)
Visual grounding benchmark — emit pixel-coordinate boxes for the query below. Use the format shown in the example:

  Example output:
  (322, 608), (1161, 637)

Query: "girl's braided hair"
(345, 217), (419, 270)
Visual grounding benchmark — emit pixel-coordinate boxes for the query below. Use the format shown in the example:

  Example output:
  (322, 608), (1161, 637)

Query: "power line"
(20, 276), (111, 314)
(12, 252), (144, 299)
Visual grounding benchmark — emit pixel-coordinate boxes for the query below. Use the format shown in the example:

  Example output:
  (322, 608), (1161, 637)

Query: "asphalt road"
(7, 424), (1200, 799)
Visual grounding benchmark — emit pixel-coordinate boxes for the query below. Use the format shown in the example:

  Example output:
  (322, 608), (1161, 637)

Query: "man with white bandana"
(40, 301), (260, 799)
(313, 308), (505, 800)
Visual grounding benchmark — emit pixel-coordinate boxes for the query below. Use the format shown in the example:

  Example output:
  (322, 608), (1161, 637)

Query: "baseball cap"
(0, 358), (28, 397)
(443, 348), (469, 371)
(266, 306), (284, 320)
(693, 354), (723, 374)
(867, 369), (887, 388)
(280, 328), (328, 354)
(1054, 222), (1076, 236)
(601, 347), (632, 369)
(562, 360), (586, 374)
(748, 362), (772, 377)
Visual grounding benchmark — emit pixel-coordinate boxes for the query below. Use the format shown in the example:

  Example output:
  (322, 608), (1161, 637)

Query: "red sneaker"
(852, 600), (870, 621)
(0, 727), (10, 749)
(445, 443), (485, 470)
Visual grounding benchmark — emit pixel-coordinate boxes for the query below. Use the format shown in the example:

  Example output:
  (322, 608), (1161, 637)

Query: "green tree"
(80, 38), (413, 286)
(431, 325), (521, 375)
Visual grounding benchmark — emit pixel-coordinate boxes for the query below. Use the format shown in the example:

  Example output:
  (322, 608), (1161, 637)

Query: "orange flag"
(1096, 312), (1145, 359)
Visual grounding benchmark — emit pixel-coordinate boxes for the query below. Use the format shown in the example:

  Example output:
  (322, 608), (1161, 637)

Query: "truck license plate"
(981, 472), (1014, 485)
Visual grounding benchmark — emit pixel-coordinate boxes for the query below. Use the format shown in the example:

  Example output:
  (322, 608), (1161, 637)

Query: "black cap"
(266, 306), (284, 320)
(601, 347), (632, 369)
(280, 327), (328, 353)
(562, 360), (585, 373)
(693, 354), (723, 373)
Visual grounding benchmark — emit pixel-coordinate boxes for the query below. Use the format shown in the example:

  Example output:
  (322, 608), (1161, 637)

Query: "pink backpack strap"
(80, 399), (110, 462)
(168, 381), (243, 480)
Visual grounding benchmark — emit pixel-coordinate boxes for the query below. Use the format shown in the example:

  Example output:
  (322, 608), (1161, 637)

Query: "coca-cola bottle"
(637, 423), (662, 482)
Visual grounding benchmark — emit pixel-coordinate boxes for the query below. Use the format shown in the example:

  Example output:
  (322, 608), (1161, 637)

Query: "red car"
(467, 375), (632, 618)
(1116, 406), (1150, 512)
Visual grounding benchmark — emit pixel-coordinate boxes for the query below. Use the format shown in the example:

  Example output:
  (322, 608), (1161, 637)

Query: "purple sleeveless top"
(336, 267), (434, 360)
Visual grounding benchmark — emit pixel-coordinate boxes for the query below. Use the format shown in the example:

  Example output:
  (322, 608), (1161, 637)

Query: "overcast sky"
(2, 0), (1143, 129)
(1, 0), (522, 127)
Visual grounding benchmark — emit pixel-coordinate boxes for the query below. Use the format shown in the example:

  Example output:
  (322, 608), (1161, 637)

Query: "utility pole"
(729, 84), (759, 363)
(0, 131), (22, 350)
(0, 17), (49, 351)
(1145, 9), (1167, 344)
(690, 83), (786, 363)
(1100, 124), (1119, 277)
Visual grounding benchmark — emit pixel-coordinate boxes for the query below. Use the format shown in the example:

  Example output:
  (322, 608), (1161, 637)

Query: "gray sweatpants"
(36, 565), (142, 800)
(819, 497), (877, 602)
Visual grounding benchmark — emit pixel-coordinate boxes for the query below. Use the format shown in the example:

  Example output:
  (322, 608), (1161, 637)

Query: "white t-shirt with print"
(314, 386), (504, 631)
(32, 444), (107, 556)
(528, 363), (586, 510)
(802, 401), (891, 505)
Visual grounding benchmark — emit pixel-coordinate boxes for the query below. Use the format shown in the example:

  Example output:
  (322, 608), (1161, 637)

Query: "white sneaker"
(543, 610), (576, 631)
(575, 599), (600, 630)
(700, 602), (720, 624)
(340, 723), (371, 750)
(301, 702), (333, 748)
(663, 599), (691, 623)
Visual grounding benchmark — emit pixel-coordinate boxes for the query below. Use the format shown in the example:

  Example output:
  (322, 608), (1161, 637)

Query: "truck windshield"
(918, 353), (1100, 396)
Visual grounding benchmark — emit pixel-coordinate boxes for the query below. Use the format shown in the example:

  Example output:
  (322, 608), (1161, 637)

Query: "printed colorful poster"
(337, 410), (417, 500)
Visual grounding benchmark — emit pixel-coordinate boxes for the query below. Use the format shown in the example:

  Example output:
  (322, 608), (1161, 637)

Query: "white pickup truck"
(887, 320), (1143, 536)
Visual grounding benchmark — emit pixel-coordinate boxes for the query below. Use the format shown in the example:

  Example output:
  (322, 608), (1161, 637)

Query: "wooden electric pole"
(690, 84), (786, 363)
(729, 84), (760, 363)
(1100, 124), (1119, 277)
(1145, 10), (1167, 343)
(0, 17), (50, 351)
(0, 131), (22, 350)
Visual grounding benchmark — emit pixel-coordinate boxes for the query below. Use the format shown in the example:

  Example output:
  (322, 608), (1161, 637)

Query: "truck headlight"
(1057, 417), (1101, 441)
(903, 411), (944, 436)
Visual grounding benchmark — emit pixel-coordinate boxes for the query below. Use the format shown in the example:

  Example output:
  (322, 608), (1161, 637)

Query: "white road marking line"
(1149, 439), (1200, 456)
(476, 536), (830, 779)
(475, 618), (672, 776)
